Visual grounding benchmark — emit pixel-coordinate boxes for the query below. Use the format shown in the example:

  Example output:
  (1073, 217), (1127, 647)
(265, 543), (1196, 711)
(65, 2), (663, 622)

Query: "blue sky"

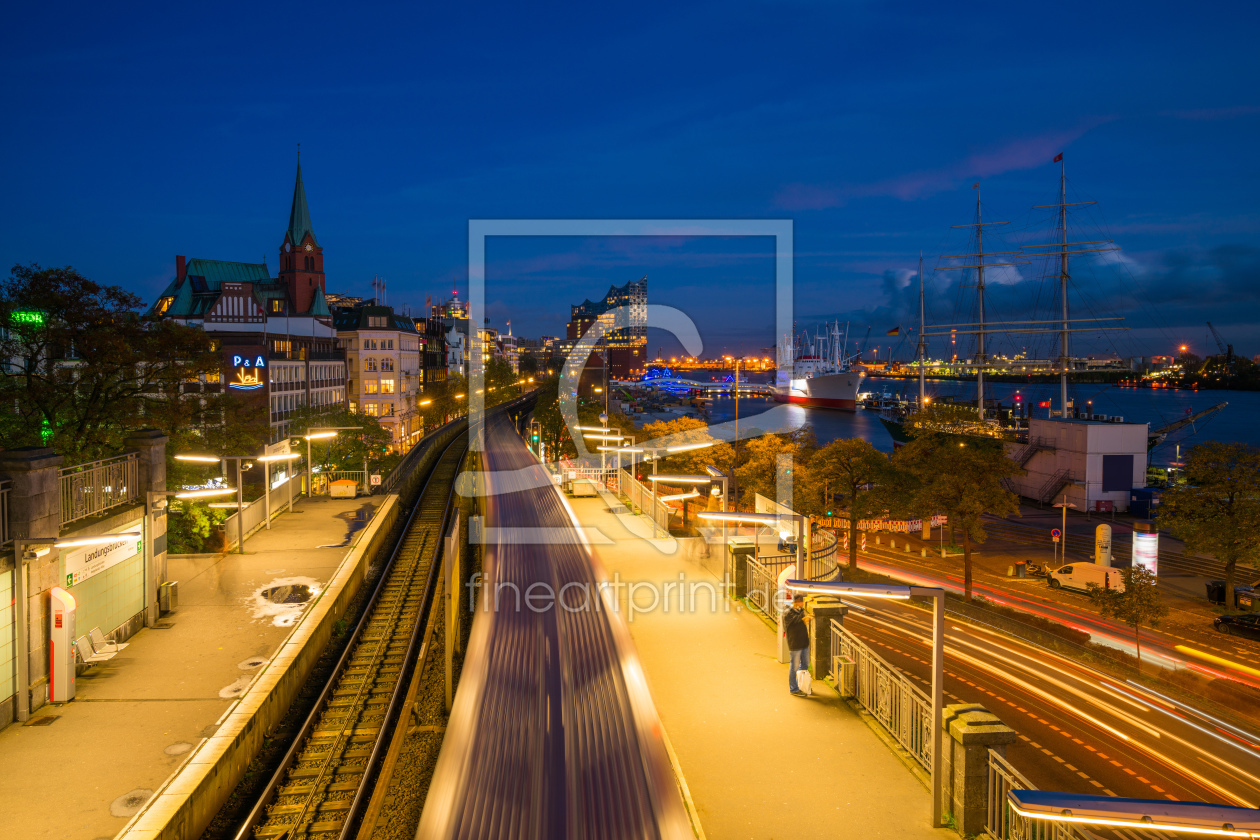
(3, 0), (1258, 361)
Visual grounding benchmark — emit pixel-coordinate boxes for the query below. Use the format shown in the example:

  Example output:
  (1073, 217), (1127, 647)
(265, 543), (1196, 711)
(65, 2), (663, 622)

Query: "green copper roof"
(309, 285), (330, 317)
(185, 258), (272, 286)
(287, 161), (318, 248)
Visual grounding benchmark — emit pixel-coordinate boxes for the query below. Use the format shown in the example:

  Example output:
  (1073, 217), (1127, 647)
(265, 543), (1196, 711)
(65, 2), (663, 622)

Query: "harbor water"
(687, 372), (1252, 466)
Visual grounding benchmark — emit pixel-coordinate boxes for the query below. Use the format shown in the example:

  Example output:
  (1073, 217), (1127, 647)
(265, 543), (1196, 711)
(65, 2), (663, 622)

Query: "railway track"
(235, 435), (466, 840)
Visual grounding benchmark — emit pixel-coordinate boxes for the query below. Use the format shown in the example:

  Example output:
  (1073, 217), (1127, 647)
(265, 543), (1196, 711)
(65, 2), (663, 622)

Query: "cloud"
(774, 122), (1109, 210)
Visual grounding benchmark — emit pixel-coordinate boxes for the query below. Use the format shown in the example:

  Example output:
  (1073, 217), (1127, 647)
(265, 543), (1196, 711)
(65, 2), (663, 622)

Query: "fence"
(832, 618), (933, 771)
(219, 470), (305, 551)
(0, 479), (9, 545)
(618, 469), (672, 534)
(59, 452), (140, 527)
(311, 470), (368, 496)
(981, 750), (1169, 840)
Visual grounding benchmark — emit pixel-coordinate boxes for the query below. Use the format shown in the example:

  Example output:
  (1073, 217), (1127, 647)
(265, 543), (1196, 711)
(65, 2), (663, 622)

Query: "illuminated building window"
(270, 299), (285, 313)
(365, 380), (379, 394)
(365, 402), (378, 416)
(380, 379), (395, 394)
(155, 297), (174, 314)
(349, 400), (358, 413)
(365, 358), (377, 372)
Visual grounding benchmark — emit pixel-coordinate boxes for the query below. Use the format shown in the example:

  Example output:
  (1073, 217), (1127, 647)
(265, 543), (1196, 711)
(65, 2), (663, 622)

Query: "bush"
(167, 502), (227, 554)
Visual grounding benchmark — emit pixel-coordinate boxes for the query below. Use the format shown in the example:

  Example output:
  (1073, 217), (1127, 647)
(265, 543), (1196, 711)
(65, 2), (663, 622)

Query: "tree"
(287, 405), (393, 472)
(812, 438), (904, 571)
(734, 433), (816, 512)
(639, 416), (735, 477)
(1158, 441), (1260, 597)
(1088, 566), (1168, 674)
(0, 264), (219, 463)
(895, 435), (1022, 600)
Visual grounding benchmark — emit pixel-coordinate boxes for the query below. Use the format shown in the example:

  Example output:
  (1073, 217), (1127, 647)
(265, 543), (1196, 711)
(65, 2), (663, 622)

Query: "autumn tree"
(812, 438), (907, 571)
(0, 264), (219, 463)
(895, 435), (1022, 599)
(1088, 566), (1168, 674)
(1159, 441), (1260, 597)
(733, 432), (819, 513)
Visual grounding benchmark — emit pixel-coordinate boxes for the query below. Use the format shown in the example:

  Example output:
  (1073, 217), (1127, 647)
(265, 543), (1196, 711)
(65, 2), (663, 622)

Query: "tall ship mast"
(882, 159), (1127, 444)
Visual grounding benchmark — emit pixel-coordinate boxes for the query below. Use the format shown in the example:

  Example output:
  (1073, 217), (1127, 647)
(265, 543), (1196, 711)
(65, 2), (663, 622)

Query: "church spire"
(287, 158), (317, 247)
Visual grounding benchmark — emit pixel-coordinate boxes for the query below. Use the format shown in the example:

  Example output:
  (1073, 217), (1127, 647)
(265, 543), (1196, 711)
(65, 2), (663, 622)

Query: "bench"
(75, 636), (116, 665)
(89, 627), (128, 654)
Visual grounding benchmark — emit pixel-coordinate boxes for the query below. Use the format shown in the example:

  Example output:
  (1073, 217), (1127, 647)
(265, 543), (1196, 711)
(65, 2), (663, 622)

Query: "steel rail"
(231, 432), (465, 840)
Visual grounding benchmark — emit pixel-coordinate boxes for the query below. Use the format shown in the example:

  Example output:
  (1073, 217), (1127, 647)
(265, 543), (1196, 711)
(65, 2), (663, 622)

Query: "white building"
(1005, 417), (1148, 512)
(334, 305), (423, 449)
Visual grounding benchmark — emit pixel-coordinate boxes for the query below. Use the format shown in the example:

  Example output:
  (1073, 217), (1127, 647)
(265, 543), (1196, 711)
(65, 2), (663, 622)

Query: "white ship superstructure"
(773, 321), (863, 410)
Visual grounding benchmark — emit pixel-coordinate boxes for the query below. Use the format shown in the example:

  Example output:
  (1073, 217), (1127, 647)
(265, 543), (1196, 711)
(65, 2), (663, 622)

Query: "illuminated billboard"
(228, 353), (267, 391)
(1132, 531), (1158, 575)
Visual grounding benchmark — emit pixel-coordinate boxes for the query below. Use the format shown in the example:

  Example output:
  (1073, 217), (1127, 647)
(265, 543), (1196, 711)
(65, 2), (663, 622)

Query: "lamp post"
(1053, 496), (1078, 564)
(785, 579), (946, 829)
(175, 453), (251, 552)
(302, 427), (362, 497)
(144, 491), (169, 627)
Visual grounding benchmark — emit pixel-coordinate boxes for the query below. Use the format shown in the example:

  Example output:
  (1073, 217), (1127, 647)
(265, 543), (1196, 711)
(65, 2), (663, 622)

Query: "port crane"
(1206, 321), (1235, 378)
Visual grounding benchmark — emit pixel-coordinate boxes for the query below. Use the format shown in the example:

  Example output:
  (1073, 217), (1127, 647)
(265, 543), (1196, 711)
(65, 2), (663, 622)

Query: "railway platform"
(0, 494), (379, 840)
(567, 493), (952, 840)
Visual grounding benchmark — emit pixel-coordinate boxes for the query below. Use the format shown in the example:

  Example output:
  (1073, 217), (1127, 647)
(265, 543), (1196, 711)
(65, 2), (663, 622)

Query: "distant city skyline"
(3, 1), (1257, 361)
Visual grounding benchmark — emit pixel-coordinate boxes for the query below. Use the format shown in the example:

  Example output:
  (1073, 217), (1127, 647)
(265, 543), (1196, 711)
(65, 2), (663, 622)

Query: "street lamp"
(302, 427), (362, 497)
(785, 579), (946, 829)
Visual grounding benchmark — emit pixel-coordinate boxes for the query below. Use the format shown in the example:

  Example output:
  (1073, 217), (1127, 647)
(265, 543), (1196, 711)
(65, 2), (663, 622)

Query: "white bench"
(89, 627), (128, 654)
(75, 636), (115, 665)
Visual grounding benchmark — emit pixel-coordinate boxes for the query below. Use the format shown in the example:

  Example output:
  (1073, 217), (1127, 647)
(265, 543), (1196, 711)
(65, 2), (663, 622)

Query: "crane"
(1206, 321), (1235, 378)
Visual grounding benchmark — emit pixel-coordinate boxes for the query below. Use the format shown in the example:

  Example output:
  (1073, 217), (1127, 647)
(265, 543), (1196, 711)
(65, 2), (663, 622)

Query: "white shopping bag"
(797, 669), (812, 695)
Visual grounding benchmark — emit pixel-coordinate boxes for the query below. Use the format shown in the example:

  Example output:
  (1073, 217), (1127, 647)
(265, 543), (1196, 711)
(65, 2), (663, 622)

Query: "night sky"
(3, 1), (1258, 362)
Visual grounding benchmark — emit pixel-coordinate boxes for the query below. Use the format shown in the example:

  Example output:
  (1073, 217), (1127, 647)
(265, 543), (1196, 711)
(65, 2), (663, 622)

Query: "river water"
(682, 371), (1251, 466)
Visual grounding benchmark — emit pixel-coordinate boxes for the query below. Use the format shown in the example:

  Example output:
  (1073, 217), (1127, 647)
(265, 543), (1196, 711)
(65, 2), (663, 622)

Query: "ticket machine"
(49, 587), (76, 702)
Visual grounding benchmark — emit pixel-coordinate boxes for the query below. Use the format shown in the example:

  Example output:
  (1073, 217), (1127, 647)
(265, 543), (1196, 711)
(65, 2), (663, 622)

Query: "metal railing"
(311, 471), (368, 496)
(833, 618), (933, 770)
(59, 452), (140, 526)
(1037, 468), (1078, 504)
(618, 468), (672, 534)
(746, 556), (787, 619)
(981, 750), (1170, 840)
(0, 479), (10, 545)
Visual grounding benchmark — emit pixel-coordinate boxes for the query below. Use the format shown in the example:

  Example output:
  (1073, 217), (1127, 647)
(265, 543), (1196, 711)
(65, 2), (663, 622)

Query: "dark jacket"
(783, 606), (809, 651)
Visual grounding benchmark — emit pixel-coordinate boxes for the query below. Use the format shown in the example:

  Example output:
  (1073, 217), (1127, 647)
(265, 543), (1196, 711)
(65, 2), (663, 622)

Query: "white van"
(1048, 562), (1126, 594)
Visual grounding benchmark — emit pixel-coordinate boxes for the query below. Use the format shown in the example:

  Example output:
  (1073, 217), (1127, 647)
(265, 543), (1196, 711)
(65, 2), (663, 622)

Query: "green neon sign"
(12, 310), (45, 326)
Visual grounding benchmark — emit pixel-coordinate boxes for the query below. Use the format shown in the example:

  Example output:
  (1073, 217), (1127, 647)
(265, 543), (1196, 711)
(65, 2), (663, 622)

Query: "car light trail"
(1176, 645), (1260, 681)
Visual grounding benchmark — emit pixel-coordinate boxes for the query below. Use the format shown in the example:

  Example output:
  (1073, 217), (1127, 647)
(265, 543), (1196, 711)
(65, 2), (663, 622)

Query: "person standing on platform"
(784, 593), (811, 696)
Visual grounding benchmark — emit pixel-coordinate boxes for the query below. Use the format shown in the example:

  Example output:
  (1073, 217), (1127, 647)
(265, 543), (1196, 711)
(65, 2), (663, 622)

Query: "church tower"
(278, 159), (324, 313)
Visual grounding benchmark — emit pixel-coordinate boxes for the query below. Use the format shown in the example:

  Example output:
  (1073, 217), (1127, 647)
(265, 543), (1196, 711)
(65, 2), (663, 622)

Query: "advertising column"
(1132, 522), (1158, 575)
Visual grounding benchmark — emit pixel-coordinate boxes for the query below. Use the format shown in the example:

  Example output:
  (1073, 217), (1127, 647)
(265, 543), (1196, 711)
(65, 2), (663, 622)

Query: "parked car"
(1214, 614), (1260, 640)
(1047, 562), (1126, 594)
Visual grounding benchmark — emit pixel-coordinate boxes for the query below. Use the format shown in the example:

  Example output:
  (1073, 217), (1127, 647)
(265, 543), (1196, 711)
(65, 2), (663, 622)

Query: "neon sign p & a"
(228, 354), (267, 391)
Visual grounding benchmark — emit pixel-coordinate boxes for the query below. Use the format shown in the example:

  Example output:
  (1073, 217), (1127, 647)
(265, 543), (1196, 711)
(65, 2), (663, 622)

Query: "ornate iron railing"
(59, 453), (140, 526)
(832, 618), (933, 770)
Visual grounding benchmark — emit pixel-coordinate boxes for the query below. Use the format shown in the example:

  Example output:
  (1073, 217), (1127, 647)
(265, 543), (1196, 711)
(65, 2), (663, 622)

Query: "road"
(848, 543), (1260, 691)
(838, 601), (1260, 808)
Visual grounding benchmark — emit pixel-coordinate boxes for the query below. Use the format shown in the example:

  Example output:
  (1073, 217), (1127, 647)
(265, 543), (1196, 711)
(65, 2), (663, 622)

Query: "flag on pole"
(1053, 153), (1064, 162)
(1038, 400), (1052, 408)
(886, 326), (900, 336)
(972, 182), (979, 189)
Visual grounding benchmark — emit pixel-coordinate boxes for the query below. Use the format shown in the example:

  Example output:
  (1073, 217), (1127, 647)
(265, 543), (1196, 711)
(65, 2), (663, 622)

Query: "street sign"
(1050, 528), (1061, 538)
(1052, 536), (1060, 543)
(370, 474), (382, 486)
